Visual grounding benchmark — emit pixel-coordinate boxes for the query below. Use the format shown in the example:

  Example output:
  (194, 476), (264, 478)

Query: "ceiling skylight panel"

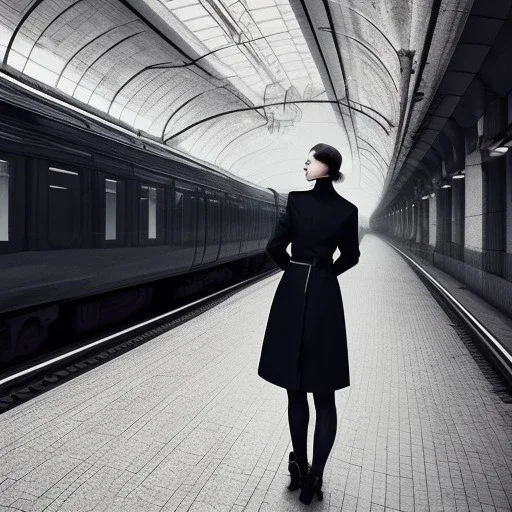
(279, 7), (295, 21)
(165, 0), (197, 9)
(250, 6), (281, 23)
(284, 69), (306, 80)
(278, 7), (294, 20)
(185, 16), (218, 32)
(268, 38), (294, 50)
(258, 19), (287, 36)
(265, 31), (290, 42)
(219, 45), (240, 58)
(285, 22), (300, 34)
(194, 26), (224, 40)
(203, 35), (230, 49)
(246, 82), (266, 97)
(243, 72), (263, 83)
(282, 58), (304, 67)
(173, 3), (210, 21)
(222, 52), (248, 65)
(235, 69), (255, 81)
(245, 0), (275, 8)
(279, 61), (303, 73)
(294, 42), (308, 51)
(285, 68), (307, 79)
(272, 44), (295, 56)
(234, 59), (256, 70)
(239, 80), (261, 94)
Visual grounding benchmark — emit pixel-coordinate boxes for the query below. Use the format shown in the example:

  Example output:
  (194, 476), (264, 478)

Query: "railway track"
(0, 269), (278, 413)
(386, 239), (512, 400)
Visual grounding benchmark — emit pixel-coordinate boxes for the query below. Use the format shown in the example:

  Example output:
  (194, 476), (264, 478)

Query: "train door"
(202, 188), (221, 264)
(191, 187), (206, 268)
(0, 152), (25, 254)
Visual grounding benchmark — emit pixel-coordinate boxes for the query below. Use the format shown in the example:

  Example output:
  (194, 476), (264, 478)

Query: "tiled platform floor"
(1, 234), (511, 512)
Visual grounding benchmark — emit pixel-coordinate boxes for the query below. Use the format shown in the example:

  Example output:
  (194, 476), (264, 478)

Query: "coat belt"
(290, 258), (332, 269)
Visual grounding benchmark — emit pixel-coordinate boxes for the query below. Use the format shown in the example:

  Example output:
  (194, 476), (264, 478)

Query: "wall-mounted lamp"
(441, 184), (451, 189)
(489, 146), (509, 157)
(421, 195), (429, 200)
(451, 171), (465, 180)
(413, 92), (424, 102)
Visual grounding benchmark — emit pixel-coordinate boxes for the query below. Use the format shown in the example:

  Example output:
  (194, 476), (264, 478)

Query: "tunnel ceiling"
(0, 0), (471, 218)
(375, 0), (512, 217)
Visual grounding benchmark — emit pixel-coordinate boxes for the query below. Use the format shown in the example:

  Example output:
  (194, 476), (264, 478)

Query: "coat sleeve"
(266, 193), (293, 271)
(332, 208), (360, 276)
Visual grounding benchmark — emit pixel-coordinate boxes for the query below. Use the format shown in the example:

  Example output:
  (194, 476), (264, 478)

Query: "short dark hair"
(310, 143), (344, 183)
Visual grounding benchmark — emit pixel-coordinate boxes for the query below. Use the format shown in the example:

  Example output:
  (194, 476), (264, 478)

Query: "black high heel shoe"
(299, 467), (323, 504)
(287, 452), (309, 491)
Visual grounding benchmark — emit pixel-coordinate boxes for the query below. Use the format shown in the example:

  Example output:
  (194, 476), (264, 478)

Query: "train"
(0, 76), (287, 367)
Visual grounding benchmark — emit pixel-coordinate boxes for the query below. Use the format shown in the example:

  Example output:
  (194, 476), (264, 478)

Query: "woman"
(257, 143), (360, 505)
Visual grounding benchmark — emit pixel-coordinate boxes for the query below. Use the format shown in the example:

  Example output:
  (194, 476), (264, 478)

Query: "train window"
(141, 185), (156, 239)
(95, 173), (126, 247)
(0, 159), (9, 241)
(149, 187), (157, 239)
(139, 184), (164, 243)
(105, 179), (117, 240)
(48, 166), (81, 248)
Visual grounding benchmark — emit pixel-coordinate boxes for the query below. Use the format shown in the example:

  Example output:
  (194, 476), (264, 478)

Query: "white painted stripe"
(0, 271), (273, 387)
(387, 241), (512, 367)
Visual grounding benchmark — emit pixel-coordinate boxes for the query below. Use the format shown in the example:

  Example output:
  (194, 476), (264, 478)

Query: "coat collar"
(311, 176), (337, 198)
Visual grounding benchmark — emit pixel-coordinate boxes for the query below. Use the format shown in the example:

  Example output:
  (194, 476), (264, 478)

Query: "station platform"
(1, 234), (511, 512)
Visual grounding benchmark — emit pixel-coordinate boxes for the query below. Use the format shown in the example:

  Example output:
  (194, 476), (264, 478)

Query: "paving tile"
(0, 235), (511, 512)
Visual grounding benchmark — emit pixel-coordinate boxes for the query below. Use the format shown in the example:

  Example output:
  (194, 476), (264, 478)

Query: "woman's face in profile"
(304, 150), (329, 181)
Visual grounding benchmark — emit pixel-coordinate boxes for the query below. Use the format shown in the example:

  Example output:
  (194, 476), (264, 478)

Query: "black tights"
(286, 389), (337, 474)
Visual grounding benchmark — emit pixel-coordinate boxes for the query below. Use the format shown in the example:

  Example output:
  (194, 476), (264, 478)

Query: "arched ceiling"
(0, 0), (472, 219)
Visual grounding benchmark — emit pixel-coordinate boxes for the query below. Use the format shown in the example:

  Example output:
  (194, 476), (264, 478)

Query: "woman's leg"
(311, 391), (337, 474)
(286, 389), (309, 462)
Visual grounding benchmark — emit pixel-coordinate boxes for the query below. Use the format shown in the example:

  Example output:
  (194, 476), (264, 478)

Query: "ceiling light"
(489, 147), (508, 157)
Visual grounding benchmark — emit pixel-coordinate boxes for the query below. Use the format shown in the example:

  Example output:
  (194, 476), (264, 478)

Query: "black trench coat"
(257, 185), (360, 392)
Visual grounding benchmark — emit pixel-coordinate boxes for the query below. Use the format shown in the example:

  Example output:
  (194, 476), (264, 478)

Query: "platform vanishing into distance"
(1, 234), (511, 512)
